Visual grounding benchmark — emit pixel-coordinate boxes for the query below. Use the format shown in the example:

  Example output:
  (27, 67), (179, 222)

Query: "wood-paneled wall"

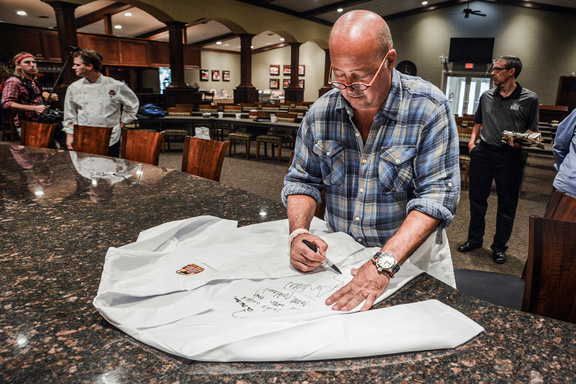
(0, 23), (200, 69)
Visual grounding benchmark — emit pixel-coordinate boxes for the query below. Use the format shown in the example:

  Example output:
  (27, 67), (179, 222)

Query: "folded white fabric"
(94, 216), (483, 362)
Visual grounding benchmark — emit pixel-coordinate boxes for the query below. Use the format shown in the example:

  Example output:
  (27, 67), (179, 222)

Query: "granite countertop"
(1, 143), (575, 383)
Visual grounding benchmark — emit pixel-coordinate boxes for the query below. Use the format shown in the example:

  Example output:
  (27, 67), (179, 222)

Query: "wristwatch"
(371, 252), (400, 278)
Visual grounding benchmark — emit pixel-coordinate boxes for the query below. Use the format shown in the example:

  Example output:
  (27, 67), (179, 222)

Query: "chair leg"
(256, 141), (260, 161)
(228, 140), (233, 157)
(277, 143), (282, 162)
(463, 165), (469, 190)
(245, 140), (251, 160)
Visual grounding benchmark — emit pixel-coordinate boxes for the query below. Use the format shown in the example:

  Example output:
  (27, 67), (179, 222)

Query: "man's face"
(72, 57), (91, 78)
(17, 57), (38, 78)
(330, 49), (395, 111)
(492, 59), (514, 87)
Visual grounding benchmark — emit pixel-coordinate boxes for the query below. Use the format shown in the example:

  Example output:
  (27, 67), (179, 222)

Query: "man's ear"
(386, 49), (397, 69)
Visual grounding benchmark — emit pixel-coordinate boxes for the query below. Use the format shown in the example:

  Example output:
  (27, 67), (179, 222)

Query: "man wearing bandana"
(63, 49), (139, 157)
(1, 52), (59, 135)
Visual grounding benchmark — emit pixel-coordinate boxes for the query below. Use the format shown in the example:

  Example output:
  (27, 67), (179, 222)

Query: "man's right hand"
(468, 141), (476, 153)
(34, 104), (49, 114)
(290, 234), (329, 272)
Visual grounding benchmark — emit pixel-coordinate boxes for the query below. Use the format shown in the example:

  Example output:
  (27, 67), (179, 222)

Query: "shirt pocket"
(313, 140), (345, 186)
(378, 146), (416, 193)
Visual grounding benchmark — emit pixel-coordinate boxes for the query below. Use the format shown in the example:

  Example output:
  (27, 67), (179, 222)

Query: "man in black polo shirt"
(458, 55), (539, 264)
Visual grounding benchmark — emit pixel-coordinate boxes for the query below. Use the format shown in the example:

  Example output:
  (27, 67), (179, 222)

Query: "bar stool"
(228, 131), (254, 160)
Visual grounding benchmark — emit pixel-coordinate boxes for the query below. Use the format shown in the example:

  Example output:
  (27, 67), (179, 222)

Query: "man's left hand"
(325, 261), (389, 312)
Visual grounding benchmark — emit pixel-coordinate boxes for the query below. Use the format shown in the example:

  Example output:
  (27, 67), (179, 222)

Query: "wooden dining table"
(1, 142), (575, 382)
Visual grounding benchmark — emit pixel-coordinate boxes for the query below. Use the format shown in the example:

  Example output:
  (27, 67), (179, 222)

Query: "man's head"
(328, 10), (396, 111)
(492, 55), (522, 86)
(72, 49), (103, 79)
(12, 52), (38, 79)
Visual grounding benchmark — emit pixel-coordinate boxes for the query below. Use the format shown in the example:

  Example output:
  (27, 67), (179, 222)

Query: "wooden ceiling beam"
(75, 2), (133, 29)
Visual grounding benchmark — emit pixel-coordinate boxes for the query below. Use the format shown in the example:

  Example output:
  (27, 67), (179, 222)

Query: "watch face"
(378, 254), (395, 269)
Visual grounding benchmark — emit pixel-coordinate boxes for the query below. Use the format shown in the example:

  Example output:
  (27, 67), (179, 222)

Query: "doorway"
(445, 75), (491, 117)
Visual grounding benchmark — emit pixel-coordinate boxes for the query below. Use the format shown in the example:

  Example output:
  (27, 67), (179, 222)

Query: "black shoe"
(493, 251), (506, 264)
(457, 242), (481, 253)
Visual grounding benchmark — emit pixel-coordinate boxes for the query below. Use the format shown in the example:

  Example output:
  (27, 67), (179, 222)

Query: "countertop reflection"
(1, 143), (575, 383)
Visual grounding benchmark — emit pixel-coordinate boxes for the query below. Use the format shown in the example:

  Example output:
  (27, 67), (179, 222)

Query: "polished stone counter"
(1, 143), (575, 383)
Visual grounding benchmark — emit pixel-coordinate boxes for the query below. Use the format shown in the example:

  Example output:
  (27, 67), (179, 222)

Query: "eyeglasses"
(90, 164), (143, 185)
(328, 49), (391, 91)
(491, 66), (509, 73)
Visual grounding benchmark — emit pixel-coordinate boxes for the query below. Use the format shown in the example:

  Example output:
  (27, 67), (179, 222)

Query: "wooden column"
(284, 43), (303, 102)
(104, 14), (113, 35)
(319, 48), (332, 97)
(163, 21), (193, 106)
(47, 1), (79, 93)
(233, 33), (258, 104)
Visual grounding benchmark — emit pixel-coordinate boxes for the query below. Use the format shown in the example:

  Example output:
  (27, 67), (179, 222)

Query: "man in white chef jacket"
(62, 49), (139, 157)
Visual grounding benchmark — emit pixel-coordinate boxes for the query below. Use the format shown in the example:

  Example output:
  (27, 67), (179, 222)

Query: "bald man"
(282, 10), (460, 311)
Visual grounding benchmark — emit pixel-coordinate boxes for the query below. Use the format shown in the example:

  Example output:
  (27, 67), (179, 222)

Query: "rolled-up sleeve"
(282, 118), (324, 206)
(407, 100), (460, 229)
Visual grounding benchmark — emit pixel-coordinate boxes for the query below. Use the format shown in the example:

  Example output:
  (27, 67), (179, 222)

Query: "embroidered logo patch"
(109, 90), (116, 96)
(176, 264), (204, 275)
(510, 102), (520, 111)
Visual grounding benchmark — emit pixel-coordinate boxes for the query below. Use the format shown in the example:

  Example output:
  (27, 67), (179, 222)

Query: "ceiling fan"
(463, 1), (486, 18)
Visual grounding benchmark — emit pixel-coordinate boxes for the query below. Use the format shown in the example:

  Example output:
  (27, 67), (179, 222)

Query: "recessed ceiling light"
(124, 12), (132, 17)
(216, 41), (222, 45)
(250, 45), (254, 49)
(114, 25), (122, 29)
(337, 8), (344, 13)
(422, 1), (428, 5)
(280, 38), (285, 42)
(17, 10), (27, 16)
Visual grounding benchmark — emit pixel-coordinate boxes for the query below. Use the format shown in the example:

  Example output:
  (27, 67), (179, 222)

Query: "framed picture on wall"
(222, 70), (230, 81)
(299, 79), (305, 89)
(212, 70), (220, 81)
(270, 65), (280, 75)
(269, 79), (279, 89)
(283, 79), (290, 89)
(298, 65), (305, 76)
(200, 69), (209, 81)
(283, 65), (291, 76)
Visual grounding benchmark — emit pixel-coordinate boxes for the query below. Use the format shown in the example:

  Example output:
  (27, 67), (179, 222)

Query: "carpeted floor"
(159, 145), (556, 278)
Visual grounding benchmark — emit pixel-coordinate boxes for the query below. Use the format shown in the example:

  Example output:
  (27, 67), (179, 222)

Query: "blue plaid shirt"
(282, 70), (460, 247)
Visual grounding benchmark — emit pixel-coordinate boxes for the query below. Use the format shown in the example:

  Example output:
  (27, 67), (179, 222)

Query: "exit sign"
(465, 63), (474, 69)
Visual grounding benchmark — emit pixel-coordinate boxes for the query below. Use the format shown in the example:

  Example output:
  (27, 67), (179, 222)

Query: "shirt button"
(355, 133), (360, 137)
(448, 182), (453, 187)
(357, 238), (362, 243)
(395, 159), (400, 164)
(359, 188), (364, 193)
(355, 217), (360, 221)
(362, 159), (367, 164)
(326, 152), (330, 156)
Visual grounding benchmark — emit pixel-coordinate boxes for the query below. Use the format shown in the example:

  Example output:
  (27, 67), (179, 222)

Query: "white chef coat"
(63, 75), (139, 146)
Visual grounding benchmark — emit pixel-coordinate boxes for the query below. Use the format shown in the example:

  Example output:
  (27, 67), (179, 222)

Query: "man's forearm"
(286, 194), (317, 232)
(379, 210), (441, 265)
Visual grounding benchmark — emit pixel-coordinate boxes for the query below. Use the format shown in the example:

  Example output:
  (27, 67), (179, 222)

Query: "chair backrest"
(223, 105), (242, 112)
(121, 129), (165, 165)
(167, 107), (191, 116)
(73, 125), (113, 156)
(21, 121), (56, 148)
(181, 136), (230, 182)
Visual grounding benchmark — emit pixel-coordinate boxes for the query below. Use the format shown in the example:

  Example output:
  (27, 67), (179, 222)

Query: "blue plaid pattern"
(282, 70), (460, 247)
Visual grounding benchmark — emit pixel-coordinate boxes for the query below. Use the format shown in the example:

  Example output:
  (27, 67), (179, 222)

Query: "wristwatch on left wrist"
(371, 252), (400, 278)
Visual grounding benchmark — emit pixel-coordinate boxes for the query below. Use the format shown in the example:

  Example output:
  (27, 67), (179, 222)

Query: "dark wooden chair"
(182, 136), (230, 182)
(20, 121), (56, 148)
(120, 128), (165, 165)
(73, 125), (113, 156)
(522, 191), (576, 323)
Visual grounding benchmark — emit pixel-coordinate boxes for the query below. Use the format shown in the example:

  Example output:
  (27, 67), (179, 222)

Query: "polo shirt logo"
(510, 103), (520, 111)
